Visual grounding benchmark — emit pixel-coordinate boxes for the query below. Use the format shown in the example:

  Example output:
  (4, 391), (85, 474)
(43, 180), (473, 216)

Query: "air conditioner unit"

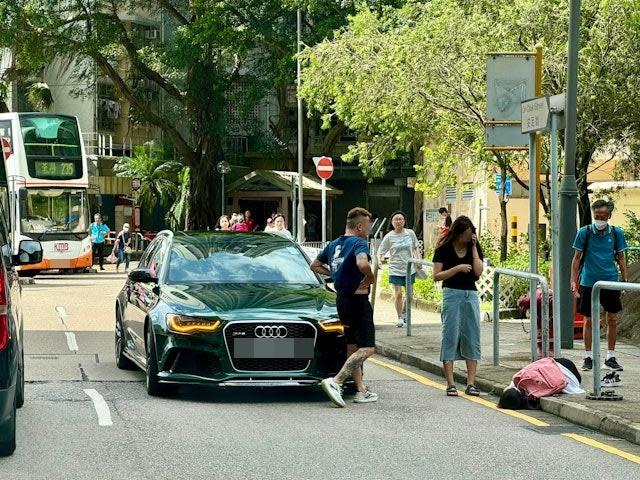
(145, 29), (159, 40)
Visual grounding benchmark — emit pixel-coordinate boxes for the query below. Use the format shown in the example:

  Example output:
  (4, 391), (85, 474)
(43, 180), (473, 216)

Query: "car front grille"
(224, 321), (316, 372)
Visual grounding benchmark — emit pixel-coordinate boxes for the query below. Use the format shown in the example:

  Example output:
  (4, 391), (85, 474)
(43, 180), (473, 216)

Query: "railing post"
(540, 278), (550, 358)
(493, 271), (500, 366)
(592, 281), (602, 398)
(530, 277), (538, 362)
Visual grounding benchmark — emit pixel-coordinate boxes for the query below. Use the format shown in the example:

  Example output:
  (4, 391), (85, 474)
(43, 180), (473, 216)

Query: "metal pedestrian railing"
(590, 280), (640, 398)
(405, 259), (434, 337)
(492, 268), (556, 365)
(133, 232), (147, 252)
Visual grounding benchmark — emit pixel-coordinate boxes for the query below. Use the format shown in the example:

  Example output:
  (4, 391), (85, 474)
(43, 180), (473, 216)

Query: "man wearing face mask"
(571, 199), (628, 372)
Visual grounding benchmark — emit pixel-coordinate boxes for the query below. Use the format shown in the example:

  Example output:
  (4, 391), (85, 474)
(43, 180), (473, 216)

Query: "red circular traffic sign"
(316, 156), (333, 180)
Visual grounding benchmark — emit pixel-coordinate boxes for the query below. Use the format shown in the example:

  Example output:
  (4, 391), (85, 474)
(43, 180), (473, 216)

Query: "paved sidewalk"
(373, 295), (640, 445)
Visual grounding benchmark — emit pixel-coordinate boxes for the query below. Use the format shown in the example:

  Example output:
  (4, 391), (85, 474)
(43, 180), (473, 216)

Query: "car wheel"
(145, 327), (171, 397)
(115, 310), (136, 370)
(0, 395), (16, 456)
(16, 352), (24, 409)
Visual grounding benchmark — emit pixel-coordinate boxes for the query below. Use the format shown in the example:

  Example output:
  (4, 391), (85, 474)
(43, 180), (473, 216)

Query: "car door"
(128, 237), (167, 364)
(123, 239), (159, 364)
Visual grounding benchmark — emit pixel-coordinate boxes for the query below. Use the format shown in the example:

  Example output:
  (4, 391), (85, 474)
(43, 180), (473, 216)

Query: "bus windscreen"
(20, 188), (89, 235)
(19, 115), (83, 180)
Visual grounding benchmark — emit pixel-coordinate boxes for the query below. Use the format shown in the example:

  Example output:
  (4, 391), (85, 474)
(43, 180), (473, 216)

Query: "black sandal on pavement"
(446, 385), (458, 397)
(465, 384), (480, 396)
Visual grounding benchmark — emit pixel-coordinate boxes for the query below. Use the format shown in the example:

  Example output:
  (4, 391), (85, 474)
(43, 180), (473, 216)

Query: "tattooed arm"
(356, 252), (375, 290)
(310, 258), (331, 277)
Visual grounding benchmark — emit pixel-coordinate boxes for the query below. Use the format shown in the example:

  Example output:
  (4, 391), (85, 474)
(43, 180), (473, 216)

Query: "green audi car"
(115, 231), (346, 396)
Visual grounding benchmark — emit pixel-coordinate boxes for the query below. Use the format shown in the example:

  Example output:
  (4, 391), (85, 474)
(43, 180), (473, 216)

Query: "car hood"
(158, 283), (338, 321)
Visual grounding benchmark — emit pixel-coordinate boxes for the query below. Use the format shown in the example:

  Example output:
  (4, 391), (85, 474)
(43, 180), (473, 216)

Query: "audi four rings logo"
(254, 325), (288, 338)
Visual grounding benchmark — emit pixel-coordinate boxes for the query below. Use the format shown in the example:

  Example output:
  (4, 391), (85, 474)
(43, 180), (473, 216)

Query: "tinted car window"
(138, 239), (161, 269)
(167, 234), (320, 285)
(148, 239), (167, 278)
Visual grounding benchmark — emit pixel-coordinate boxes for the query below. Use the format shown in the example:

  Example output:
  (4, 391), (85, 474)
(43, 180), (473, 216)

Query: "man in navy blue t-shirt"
(311, 207), (378, 407)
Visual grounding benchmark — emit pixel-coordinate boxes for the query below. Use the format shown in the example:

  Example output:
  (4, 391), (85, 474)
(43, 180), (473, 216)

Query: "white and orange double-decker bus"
(0, 113), (92, 276)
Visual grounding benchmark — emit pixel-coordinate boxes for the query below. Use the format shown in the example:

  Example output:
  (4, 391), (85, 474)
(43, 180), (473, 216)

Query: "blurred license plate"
(233, 338), (314, 359)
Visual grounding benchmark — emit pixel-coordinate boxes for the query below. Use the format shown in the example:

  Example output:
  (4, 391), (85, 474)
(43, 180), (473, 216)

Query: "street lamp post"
(558, 0), (582, 349)
(296, 8), (305, 243)
(131, 177), (141, 232)
(216, 161), (231, 217)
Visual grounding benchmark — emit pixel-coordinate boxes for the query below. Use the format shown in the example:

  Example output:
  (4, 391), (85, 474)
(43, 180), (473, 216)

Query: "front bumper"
(153, 322), (346, 385)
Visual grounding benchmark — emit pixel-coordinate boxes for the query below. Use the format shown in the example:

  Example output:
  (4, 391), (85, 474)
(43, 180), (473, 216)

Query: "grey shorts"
(440, 288), (481, 362)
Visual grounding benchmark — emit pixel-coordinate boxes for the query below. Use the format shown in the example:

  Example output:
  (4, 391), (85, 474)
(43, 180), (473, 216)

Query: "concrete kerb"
(375, 341), (640, 446)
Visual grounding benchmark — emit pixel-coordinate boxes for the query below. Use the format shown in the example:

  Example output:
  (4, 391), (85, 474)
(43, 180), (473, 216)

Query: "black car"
(0, 213), (43, 453)
(115, 231), (347, 396)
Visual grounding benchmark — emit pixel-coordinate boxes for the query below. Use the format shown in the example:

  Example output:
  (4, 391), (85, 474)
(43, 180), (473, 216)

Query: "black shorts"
(577, 286), (622, 316)
(336, 294), (375, 348)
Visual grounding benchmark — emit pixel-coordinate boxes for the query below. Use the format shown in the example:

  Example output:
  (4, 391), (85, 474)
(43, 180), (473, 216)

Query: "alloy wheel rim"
(145, 330), (151, 388)
(115, 316), (123, 358)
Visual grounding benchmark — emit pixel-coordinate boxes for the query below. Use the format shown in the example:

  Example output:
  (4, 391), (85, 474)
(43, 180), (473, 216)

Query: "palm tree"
(114, 142), (183, 212)
(166, 167), (190, 230)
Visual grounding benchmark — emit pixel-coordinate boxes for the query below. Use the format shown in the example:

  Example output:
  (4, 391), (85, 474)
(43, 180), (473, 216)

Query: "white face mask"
(593, 219), (608, 230)
(124, 227), (130, 232)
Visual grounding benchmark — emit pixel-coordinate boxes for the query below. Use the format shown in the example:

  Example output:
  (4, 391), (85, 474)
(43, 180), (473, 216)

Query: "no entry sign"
(315, 156), (333, 180)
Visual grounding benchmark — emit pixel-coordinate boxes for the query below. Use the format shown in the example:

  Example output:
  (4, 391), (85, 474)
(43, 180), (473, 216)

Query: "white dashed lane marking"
(65, 332), (79, 352)
(83, 389), (113, 427)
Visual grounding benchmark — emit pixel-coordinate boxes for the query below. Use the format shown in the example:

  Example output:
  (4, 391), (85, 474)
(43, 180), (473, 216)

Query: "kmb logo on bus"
(53, 242), (69, 252)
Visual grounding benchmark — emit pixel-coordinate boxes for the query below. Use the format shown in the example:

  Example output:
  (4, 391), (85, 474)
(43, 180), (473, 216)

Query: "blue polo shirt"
(573, 224), (627, 287)
(317, 235), (371, 295)
(90, 222), (110, 244)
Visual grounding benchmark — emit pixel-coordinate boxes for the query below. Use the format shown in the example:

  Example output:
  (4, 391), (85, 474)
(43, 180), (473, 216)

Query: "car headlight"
(317, 319), (344, 334)
(166, 314), (222, 335)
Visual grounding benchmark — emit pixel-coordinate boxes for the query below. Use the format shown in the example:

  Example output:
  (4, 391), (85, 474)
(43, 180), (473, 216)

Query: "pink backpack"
(513, 358), (568, 399)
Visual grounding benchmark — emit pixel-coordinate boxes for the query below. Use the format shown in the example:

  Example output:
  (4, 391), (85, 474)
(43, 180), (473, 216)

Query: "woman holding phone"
(432, 216), (484, 397)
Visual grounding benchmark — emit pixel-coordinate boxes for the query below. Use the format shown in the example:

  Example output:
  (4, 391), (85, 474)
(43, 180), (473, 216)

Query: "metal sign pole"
(321, 178), (326, 244)
(528, 132), (538, 360)
(550, 113), (562, 357)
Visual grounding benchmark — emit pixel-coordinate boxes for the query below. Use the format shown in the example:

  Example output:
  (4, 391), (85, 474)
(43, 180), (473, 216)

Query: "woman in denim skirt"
(432, 216), (483, 397)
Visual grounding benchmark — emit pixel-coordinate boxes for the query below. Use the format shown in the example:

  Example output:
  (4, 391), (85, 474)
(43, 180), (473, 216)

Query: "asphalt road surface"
(2, 270), (639, 479)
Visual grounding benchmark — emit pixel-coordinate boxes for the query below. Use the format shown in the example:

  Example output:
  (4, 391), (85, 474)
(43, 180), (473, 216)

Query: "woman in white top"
(271, 214), (293, 239)
(377, 211), (421, 327)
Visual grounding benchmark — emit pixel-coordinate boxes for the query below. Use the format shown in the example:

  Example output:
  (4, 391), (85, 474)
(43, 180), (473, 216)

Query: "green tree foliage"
(300, 0), (640, 229)
(0, 0), (403, 228)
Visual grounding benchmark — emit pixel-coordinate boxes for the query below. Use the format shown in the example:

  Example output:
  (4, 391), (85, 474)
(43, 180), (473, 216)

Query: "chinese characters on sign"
(521, 96), (550, 134)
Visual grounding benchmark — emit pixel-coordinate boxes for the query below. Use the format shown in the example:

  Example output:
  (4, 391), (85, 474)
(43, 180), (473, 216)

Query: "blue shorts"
(389, 274), (415, 286)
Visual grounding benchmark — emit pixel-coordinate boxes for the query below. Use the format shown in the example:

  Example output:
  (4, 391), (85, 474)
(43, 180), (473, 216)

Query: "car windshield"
(167, 234), (321, 285)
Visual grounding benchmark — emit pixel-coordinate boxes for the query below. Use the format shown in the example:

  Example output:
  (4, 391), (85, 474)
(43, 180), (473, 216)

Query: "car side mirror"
(128, 268), (158, 284)
(14, 240), (43, 265)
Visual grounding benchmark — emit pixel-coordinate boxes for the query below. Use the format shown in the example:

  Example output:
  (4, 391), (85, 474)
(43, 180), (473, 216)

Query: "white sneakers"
(321, 378), (379, 406)
(353, 390), (378, 403)
(320, 378), (345, 407)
